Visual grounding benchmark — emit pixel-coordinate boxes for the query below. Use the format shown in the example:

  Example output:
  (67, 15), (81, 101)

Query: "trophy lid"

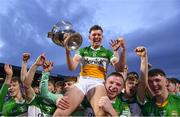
(52, 20), (74, 34)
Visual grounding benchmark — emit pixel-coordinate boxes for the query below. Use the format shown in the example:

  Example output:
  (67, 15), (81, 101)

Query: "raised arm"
(114, 38), (126, 72)
(109, 39), (120, 66)
(24, 54), (45, 87)
(122, 64), (128, 81)
(3, 64), (13, 85)
(65, 49), (81, 71)
(135, 46), (148, 104)
(63, 34), (81, 71)
(40, 60), (62, 104)
(0, 64), (13, 111)
(23, 54), (45, 102)
(21, 53), (30, 82)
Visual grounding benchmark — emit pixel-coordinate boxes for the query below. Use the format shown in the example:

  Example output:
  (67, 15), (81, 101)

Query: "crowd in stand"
(0, 25), (180, 116)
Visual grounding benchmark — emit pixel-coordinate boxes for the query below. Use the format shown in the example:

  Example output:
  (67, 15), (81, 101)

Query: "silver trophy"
(48, 21), (82, 51)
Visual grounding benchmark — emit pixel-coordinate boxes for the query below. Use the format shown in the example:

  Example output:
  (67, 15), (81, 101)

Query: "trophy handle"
(48, 32), (64, 47)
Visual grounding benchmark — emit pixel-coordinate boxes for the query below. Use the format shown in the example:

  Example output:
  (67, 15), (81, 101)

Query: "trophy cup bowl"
(48, 21), (83, 51)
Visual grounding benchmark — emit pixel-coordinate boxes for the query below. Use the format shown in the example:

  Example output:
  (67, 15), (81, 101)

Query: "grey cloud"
(0, 0), (95, 71)
(124, 12), (180, 78)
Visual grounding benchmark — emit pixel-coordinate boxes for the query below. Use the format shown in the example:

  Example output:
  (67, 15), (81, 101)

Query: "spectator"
(63, 76), (77, 93)
(55, 81), (64, 94)
(98, 72), (131, 116)
(167, 78), (177, 95)
(0, 64), (27, 116)
(23, 54), (57, 116)
(48, 77), (55, 93)
(32, 81), (40, 95)
(39, 59), (84, 116)
(116, 46), (149, 116)
(142, 69), (180, 116)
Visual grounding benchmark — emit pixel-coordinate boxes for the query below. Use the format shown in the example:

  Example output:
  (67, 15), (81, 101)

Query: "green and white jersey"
(112, 97), (131, 117)
(76, 46), (115, 79)
(142, 94), (180, 116)
(82, 97), (131, 117)
(2, 98), (27, 116)
(0, 83), (9, 115)
(28, 95), (56, 116)
(0, 83), (28, 116)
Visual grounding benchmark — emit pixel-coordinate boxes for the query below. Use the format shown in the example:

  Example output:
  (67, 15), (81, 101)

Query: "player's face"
(48, 82), (55, 93)
(167, 82), (176, 93)
(64, 81), (75, 91)
(55, 86), (63, 94)
(33, 87), (40, 94)
(176, 84), (180, 92)
(89, 30), (103, 49)
(148, 75), (167, 96)
(9, 81), (21, 97)
(125, 79), (138, 97)
(105, 75), (124, 100)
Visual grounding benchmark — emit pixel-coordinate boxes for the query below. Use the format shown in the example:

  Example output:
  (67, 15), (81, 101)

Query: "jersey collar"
(90, 46), (101, 51)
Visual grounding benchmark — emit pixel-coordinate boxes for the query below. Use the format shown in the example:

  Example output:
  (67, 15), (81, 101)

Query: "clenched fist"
(135, 46), (147, 57)
(22, 53), (30, 62)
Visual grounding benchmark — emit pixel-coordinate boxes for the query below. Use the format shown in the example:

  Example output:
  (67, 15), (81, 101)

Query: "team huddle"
(0, 25), (179, 116)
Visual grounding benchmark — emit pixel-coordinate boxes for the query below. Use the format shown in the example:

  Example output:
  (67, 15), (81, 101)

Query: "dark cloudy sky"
(0, 0), (180, 79)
